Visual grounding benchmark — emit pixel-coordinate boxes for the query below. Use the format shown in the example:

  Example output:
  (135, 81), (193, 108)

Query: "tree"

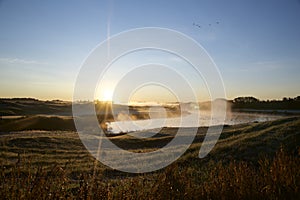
(233, 96), (259, 104)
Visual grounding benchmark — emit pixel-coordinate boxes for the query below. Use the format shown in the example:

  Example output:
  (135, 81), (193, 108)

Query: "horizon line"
(0, 95), (299, 103)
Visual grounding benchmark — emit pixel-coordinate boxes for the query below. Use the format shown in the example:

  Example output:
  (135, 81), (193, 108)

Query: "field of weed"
(0, 117), (299, 199)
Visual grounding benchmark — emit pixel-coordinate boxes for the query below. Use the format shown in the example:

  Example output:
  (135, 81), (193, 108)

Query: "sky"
(0, 0), (300, 102)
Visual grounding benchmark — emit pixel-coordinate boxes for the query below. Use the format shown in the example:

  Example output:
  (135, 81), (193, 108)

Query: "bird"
(193, 21), (220, 29)
(193, 22), (201, 28)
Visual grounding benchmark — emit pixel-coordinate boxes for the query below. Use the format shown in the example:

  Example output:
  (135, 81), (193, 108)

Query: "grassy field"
(0, 117), (299, 199)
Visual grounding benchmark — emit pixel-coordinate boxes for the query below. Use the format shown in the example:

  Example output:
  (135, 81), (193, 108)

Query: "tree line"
(231, 96), (300, 110)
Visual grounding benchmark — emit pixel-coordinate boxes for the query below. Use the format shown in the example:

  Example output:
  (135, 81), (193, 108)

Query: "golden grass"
(0, 148), (299, 199)
(0, 117), (299, 199)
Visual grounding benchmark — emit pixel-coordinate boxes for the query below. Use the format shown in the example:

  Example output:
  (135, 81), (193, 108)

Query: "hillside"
(0, 98), (72, 116)
(0, 115), (76, 132)
(0, 117), (299, 199)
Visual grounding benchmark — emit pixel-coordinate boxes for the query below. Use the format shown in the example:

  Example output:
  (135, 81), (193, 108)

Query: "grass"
(0, 117), (299, 199)
(0, 148), (298, 199)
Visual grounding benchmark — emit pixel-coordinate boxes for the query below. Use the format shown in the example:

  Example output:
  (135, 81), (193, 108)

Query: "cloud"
(254, 61), (283, 70)
(0, 57), (50, 66)
(238, 60), (285, 72)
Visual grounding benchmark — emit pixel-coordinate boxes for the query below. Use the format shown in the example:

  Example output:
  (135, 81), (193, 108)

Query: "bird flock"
(193, 21), (220, 29)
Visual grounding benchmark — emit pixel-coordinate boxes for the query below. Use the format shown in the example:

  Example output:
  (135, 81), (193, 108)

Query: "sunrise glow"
(100, 89), (113, 102)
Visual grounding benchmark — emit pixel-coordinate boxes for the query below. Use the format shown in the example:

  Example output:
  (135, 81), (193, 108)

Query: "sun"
(101, 89), (113, 102)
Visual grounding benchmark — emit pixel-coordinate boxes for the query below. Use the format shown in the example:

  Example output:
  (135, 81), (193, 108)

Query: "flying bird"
(193, 21), (220, 29)
(193, 22), (201, 28)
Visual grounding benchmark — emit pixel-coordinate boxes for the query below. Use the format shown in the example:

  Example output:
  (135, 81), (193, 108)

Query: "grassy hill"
(0, 115), (76, 132)
(0, 117), (299, 199)
(0, 98), (72, 116)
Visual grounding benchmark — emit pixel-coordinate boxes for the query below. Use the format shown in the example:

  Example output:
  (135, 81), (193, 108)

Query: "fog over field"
(1, 0), (300, 199)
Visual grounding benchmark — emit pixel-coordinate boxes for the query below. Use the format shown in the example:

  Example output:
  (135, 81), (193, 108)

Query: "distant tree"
(233, 96), (259, 104)
(231, 96), (300, 110)
(294, 96), (300, 101)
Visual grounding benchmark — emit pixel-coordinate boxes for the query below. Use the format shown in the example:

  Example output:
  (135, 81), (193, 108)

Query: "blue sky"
(0, 0), (299, 101)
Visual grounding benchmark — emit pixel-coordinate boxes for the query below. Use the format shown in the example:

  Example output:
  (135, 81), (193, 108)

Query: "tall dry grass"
(0, 147), (299, 199)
